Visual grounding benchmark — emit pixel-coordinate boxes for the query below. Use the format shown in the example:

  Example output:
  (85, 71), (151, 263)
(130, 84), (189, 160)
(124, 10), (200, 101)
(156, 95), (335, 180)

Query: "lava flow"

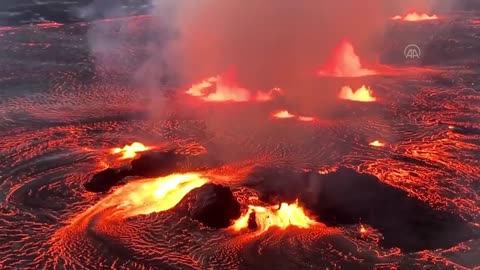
(186, 70), (282, 102)
(391, 12), (439, 22)
(36, 22), (64, 28)
(317, 39), (376, 77)
(90, 173), (209, 218)
(338, 85), (377, 102)
(111, 142), (151, 159)
(232, 201), (316, 232)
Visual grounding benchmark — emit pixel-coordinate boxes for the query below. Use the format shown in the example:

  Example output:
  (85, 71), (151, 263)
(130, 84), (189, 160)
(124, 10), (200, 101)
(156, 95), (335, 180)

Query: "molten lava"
(317, 39), (376, 77)
(272, 110), (296, 119)
(369, 140), (385, 147)
(111, 142), (151, 159)
(110, 173), (209, 217)
(37, 22), (64, 28)
(359, 224), (367, 234)
(338, 85), (377, 102)
(391, 12), (439, 22)
(272, 110), (317, 122)
(232, 201), (316, 232)
(297, 116), (315, 122)
(186, 70), (281, 102)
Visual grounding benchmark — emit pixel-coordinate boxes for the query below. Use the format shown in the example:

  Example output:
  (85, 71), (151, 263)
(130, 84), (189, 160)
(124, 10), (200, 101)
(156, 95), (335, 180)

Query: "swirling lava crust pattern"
(0, 17), (479, 269)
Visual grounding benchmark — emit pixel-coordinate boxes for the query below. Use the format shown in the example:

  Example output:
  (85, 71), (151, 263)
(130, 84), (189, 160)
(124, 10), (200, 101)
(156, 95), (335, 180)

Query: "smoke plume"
(147, 0), (441, 90)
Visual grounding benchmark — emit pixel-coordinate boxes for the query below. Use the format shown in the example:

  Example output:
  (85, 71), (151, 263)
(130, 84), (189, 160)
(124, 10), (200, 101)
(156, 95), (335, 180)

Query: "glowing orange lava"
(272, 110), (317, 122)
(338, 85), (377, 102)
(186, 70), (281, 102)
(369, 140), (385, 147)
(102, 173), (209, 218)
(317, 39), (376, 77)
(297, 116), (315, 122)
(272, 110), (296, 119)
(359, 224), (367, 234)
(391, 12), (439, 21)
(37, 22), (63, 28)
(232, 201), (316, 232)
(111, 142), (151, 159)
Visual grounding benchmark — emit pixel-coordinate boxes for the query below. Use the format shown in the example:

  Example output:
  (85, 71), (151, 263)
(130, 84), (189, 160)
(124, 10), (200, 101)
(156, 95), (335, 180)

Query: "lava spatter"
(338, 85), (377, 102)
(1, 8), (479, 270)
(317, 39), (376, 77)
(232, 200), (316, 232)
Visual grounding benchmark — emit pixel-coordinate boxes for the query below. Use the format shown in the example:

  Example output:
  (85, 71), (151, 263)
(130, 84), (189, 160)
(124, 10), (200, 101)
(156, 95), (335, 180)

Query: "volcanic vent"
(1, 1), (480, 269)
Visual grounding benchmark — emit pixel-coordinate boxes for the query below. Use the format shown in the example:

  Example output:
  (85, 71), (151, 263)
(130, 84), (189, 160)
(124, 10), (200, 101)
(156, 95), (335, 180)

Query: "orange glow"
(391, 12), (439, 21)
(106, 173), (209, 217)
(369, 140), (385, 147)
(256, 87), (283, 101)
(317, 39), (376, 77)
(272, 110), (296, 119)
(338, 85), (377, 102)
(186, 70), (281, 102)
(272, 110), (317, 122)
(359, 224), (367, 234)
(111, 142), (151, 159)
(297, 116), (315, 122)
(37, 22), (63, 28)
(232, 201), (316, 231)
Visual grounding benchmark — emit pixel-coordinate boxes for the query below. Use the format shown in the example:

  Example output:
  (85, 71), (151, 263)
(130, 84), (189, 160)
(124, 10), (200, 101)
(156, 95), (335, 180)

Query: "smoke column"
(146, 0), (437, 90)
(84, 0), (448, 98)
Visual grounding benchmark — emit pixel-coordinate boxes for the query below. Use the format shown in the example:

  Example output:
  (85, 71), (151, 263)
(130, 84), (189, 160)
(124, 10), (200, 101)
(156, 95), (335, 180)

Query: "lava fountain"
(186, 69), (282, 102)
(317, 39), (376, 77)
(232, 201), (316, 232)
(338, 85), (377, 102)
(111, 142), (151, 159)
(391, 12), (439, 22)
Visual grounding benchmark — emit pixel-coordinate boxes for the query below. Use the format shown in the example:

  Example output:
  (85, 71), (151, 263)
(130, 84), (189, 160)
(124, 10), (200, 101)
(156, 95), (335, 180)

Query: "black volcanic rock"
(185, 184), (241, 228)
(84, 150), (191, 193)
(247, 211), (258, 230)
(0, 0), (152, 26)
(84, 166), (131, 193)
(246, 166), (478, 252)
(130, 150), (186, 177)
